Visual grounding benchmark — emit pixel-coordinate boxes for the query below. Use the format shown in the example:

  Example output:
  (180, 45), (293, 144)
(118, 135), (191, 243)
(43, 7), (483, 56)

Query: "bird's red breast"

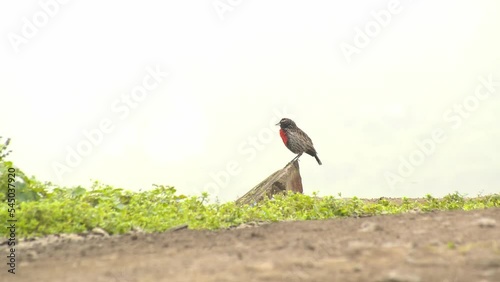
(279, 129), (288, 145)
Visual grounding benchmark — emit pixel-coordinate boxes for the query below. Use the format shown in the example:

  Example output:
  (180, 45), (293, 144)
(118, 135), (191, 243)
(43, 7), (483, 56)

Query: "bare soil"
(5, 208), (500, 282)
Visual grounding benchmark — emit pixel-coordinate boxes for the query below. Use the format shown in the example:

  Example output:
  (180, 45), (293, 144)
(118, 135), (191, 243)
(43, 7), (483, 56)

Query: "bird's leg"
(289, 152), (303, 164)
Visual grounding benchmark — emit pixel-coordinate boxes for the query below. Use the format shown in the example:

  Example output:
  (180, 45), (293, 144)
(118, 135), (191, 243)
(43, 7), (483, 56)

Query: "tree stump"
(235, 160), (303, 206)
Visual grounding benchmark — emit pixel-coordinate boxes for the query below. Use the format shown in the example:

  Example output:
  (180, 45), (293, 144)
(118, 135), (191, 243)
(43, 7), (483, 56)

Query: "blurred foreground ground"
(7, 206), (500, 282)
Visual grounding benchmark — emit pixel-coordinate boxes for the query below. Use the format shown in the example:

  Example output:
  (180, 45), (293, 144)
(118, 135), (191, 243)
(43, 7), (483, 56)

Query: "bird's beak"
(275, 122), (280, 126)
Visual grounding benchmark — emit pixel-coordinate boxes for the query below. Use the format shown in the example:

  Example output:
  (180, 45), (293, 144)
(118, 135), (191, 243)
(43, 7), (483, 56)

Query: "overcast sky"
(1, 1), (499, 202)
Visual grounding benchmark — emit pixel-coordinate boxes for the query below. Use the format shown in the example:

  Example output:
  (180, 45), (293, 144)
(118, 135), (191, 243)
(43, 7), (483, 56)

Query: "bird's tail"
(314, 155), (322, 165)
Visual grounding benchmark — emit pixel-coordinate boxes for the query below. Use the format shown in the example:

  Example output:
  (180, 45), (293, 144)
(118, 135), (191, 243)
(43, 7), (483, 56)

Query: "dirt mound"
(7, 208), (500, 282)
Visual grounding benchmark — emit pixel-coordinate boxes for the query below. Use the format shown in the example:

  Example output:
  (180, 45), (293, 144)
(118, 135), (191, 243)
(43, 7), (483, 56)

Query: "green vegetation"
(0, 137), (499, 238)
(1, 183), (498, 238)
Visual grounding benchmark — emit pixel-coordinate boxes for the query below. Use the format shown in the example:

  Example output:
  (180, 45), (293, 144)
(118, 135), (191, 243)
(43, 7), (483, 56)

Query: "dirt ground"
(5, 208), (500, 282)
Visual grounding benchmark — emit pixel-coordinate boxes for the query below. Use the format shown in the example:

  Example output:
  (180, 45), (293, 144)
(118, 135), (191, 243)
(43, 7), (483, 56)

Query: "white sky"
(1, 0), (499, 201)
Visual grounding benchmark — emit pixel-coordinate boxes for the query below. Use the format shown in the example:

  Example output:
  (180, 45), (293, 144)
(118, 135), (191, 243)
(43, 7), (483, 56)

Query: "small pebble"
(359, 221), (382, 232)
(476, 218), (496, 228)
(378, 270), (421, 282)
(91, 227), (110, 237)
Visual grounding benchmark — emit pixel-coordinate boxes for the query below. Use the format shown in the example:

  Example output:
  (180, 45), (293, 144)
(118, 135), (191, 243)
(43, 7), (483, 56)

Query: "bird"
(276, 118), (322, 165)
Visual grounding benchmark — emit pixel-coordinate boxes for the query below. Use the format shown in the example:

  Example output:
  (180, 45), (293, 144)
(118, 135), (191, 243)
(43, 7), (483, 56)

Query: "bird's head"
(276, 118), (296, 129)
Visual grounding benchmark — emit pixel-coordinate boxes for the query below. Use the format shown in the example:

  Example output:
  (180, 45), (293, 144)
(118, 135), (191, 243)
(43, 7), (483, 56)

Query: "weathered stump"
(235, 160), (303, 206)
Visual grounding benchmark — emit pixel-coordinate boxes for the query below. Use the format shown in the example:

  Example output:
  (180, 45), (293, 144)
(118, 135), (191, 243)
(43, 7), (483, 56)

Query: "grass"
(0, 181), (498, 238)
(1, 138), (499, 238)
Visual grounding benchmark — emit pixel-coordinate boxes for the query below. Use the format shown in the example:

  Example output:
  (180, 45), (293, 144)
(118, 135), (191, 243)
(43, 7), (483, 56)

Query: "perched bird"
(276, 118), (322, 165)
